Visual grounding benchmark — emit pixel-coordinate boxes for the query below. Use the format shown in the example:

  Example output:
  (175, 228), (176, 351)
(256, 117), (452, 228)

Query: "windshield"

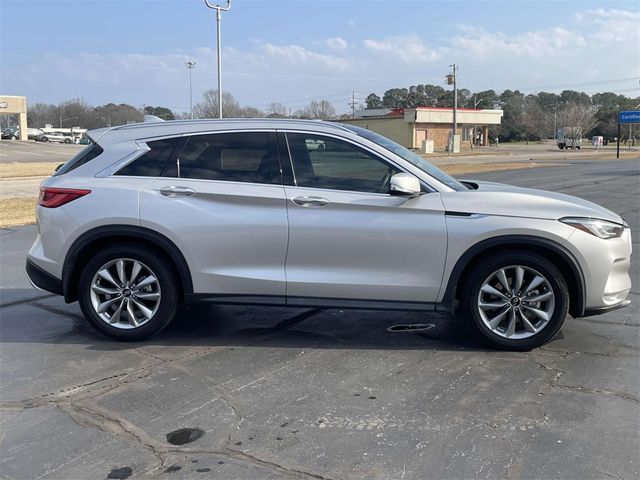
(342, 124), (466, 191)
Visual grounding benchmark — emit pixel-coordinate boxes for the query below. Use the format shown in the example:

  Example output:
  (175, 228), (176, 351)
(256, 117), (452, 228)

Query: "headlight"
(559, 217), (625, 239)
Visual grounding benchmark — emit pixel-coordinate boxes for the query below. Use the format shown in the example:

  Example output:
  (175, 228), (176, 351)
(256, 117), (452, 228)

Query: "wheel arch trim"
(62, 225), (193, 303)
(440, 235), (586, 318)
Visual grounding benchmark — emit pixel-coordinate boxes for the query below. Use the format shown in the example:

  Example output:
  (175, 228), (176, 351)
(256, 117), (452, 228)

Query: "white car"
(26, 119), (632, 349)
(37, 131), (73, 143)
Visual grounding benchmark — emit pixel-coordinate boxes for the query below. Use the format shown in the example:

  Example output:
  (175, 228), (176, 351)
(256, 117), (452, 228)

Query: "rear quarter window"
(53, 143), (104, 176)
(115, 137), (180, 177)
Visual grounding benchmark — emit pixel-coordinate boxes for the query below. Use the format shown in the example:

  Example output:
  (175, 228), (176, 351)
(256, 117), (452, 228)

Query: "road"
(1, 160), (638, 479)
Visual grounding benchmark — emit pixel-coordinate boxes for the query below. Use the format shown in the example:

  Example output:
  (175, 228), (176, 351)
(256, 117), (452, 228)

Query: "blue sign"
(618, 110), (640, 124)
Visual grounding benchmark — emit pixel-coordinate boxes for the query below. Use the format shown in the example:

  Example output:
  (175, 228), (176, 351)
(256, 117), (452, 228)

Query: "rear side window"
(53, 143), (103, 176)
(163, 132), (281, 184)
(116, 137), (180, 177)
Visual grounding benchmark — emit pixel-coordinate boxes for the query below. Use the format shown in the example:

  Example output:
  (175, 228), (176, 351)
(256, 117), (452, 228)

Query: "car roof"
(88, 118), (355, 144)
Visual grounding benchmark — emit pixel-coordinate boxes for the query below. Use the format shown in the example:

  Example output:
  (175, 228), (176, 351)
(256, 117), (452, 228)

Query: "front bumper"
(26, 259), (63, 295)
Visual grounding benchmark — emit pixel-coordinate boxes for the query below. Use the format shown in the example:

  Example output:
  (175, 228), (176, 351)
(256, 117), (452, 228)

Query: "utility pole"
(445, 64), (458, 152)
(349, 91), (357, 118)
(203, 0), (231, 119)
(185, 61), (196, 119)
(472, 94), (483, 147)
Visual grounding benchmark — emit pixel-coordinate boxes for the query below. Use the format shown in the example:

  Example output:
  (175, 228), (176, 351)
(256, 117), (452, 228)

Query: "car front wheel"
(78, 245), (178, 341)
(461, 251), (569, 351)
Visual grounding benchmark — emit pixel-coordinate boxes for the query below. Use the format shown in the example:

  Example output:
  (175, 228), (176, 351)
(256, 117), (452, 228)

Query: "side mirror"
(389, 173), (421, 197)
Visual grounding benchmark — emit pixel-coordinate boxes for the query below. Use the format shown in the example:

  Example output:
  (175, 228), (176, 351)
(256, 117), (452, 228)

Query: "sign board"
(618, 110), (640, 124)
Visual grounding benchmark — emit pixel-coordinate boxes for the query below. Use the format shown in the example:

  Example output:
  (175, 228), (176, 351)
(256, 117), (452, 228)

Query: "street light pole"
(445, 64), (458, 152)
(203, 0), (231, 119)
(185, 61), (196, 119)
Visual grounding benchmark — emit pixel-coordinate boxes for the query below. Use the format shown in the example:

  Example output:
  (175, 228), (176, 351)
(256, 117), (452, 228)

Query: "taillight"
(38, 187), (91, 208)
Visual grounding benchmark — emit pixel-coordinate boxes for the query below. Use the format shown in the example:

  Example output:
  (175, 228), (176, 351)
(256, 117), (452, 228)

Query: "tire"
(460, 251), (569, 351)
(64, 138), (72, 144)
(78, 244), (178, 341)
(10, 135), (17, 140)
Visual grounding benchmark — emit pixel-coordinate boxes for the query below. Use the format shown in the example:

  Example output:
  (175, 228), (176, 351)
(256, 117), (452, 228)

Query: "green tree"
(365, 93), (383, 109)
(382, 88), (409, 108)
(144, 106), (175, 120)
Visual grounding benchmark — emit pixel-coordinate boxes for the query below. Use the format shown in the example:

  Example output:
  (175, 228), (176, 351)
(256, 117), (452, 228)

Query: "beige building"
(0, 95), (28, 140)
(340, 107), (504, 151)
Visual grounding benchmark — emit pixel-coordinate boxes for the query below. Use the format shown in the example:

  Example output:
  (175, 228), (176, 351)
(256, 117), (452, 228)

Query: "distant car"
(36, 131), (73, 144)
(1, 127), (19, 140)
(27, 128), (44, 140)
(1, 127), (45, 140)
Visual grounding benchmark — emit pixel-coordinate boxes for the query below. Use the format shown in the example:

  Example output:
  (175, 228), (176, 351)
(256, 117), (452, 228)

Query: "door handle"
(159, 186), (196, 197)
(291, 196), (330, 208)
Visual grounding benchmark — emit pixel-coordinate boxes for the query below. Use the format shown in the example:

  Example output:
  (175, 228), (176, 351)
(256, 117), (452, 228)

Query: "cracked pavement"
(1, 160), (639, 479)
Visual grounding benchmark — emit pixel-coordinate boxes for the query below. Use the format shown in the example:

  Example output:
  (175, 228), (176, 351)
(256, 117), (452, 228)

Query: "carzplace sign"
(618, 110), (640, 124)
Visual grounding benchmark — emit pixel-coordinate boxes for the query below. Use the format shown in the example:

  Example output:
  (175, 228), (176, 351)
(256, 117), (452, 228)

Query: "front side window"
(165, 131), (281, 184)
(342, 124), (466, 191)
(286, 133), (398, 194)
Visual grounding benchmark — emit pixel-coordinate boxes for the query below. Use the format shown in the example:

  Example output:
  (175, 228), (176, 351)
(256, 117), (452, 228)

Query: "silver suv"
(26, 119), (632, 350)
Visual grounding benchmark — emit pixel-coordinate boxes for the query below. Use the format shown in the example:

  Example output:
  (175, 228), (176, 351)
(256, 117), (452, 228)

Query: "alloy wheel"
(89, 258), (161, 329)
(477, 265), (555, 339)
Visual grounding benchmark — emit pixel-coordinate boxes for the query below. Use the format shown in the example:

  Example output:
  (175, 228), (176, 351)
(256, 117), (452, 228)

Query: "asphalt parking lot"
(1, 159), (639, 479)
(0, 140), (82, 164)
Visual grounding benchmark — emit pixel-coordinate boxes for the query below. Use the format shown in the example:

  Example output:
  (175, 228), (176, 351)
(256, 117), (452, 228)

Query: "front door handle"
(291, 196), (330, 208)
(159, 186), (196, 197)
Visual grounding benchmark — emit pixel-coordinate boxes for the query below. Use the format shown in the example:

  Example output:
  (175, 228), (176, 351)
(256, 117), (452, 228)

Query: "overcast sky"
(1, 0), (638, 114)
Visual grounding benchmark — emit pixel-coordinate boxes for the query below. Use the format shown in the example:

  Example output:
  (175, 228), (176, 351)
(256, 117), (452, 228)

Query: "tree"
(365, 93), (383, 109)
(299, 100), (336, 120)
(144, 106), (175, 120)
(382, 88), (408, 108)
(520, 95), (547, 143)
(267, 102), (288, 118)
(497, 90), (525, 141)
(557, 103), (597, 145)
(193, 90), (242, 118)
(94, 103), (142, 127)
(238, 106), (264, 118)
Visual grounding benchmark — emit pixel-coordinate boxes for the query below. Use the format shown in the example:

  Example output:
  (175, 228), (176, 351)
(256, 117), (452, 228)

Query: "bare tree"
(557, 103), (597, 146)
(193, 90), (242, 118)
(267, 102), (288, 118)
(520, 101), (546, 143)
(300, 100), (337, 120)
(238, 106), (264, 118)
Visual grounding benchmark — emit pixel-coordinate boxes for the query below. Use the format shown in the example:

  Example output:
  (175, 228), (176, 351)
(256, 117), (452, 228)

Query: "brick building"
(340, 107), (504, 151)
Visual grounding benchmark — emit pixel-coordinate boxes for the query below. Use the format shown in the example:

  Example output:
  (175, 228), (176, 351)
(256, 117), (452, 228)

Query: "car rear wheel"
(64, 138), (72, 144)
(461, 251), (569, 351)
(78, 245), (178, 341)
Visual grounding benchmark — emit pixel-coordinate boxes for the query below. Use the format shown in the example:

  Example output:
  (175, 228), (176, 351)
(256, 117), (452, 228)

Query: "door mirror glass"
(390, 173), (421, 197)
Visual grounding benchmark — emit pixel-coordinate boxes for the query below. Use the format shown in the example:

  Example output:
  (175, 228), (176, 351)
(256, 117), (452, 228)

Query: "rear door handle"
(159, 186), (196, 197)
(291, 196), (330, 208)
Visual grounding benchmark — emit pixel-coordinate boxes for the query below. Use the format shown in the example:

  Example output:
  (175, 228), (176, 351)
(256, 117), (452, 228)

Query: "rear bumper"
(583, 299), (631, 317)
(26, 259), (63, 295)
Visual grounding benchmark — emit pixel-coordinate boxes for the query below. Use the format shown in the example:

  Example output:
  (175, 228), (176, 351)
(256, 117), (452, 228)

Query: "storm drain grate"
(387, 323), (435, 332)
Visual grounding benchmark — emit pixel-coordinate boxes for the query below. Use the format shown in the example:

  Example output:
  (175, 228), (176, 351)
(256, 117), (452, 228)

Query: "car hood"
(440, 180), (624, 224)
